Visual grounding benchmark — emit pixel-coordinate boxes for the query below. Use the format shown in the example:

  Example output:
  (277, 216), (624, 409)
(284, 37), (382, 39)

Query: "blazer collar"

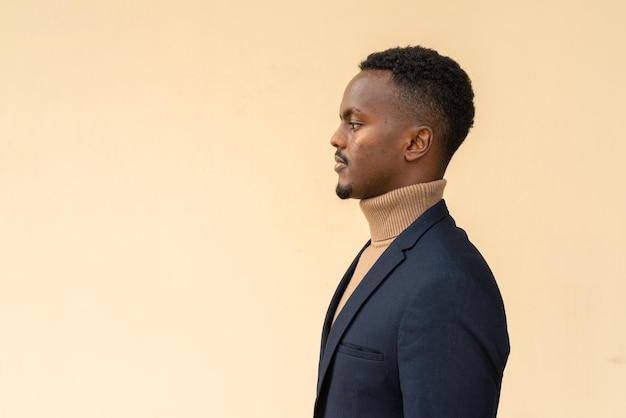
(316, 199), (450, 395)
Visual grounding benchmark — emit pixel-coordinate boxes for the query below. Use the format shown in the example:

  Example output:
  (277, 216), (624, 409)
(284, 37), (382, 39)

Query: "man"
(315, 46), (510, 417)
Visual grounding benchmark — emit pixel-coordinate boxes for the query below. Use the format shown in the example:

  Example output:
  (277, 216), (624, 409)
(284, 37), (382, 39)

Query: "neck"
(359, 180), (446, 243)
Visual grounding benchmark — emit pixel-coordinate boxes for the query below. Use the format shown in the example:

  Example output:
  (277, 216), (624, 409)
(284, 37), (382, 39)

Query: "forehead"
(340, 70), (399, 114)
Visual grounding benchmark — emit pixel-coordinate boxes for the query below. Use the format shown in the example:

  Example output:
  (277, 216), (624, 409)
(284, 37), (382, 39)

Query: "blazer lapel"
(316, 244), (404, 394)
(316, 200), (450, 396)
(319, 241), (369, 359)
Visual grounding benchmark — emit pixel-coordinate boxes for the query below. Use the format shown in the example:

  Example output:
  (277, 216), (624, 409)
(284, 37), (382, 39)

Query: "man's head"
(331, 45), (474, 200)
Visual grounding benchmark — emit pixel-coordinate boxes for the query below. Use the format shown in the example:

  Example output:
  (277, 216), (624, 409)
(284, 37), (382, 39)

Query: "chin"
(335, 183), (353, 200)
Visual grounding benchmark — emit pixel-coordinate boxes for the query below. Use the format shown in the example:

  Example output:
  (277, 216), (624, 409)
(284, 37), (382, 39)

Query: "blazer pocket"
(337, 342), (384, 361)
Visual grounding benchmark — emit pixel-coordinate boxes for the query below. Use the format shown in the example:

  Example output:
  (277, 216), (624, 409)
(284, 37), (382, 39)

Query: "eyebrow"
(341, 107), (362, 120)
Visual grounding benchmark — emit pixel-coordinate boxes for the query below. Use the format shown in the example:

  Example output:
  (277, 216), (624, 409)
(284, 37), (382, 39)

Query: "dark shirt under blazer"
(315, 200), (510, 418)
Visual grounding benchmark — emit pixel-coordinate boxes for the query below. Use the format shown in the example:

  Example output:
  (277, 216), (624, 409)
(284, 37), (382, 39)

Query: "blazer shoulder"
(394, 199), (451, 251)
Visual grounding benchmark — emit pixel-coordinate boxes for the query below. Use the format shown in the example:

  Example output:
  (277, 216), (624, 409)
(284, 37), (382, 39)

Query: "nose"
(330, 125), (345, 149)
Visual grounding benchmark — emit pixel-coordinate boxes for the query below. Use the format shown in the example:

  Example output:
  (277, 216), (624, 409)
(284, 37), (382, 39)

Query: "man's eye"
(348, 122), (360, 130)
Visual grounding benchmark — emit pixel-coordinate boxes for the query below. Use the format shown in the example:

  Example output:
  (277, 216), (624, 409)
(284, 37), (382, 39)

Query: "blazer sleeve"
(397, 270), (509, 418)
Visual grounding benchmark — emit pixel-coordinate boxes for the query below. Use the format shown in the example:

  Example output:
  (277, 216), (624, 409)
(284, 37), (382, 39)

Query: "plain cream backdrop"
(1, 1), (625, 417)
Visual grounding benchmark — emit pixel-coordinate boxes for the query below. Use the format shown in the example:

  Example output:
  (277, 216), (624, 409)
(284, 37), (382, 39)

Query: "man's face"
(331, 70), (414, 200)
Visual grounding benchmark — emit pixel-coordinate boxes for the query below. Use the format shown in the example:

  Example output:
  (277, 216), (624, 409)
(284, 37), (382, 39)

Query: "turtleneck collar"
(359, 179), (447, 244)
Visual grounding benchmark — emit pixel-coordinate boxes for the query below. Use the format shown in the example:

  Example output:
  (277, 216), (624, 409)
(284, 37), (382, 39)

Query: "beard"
(335, 183), (352, 200)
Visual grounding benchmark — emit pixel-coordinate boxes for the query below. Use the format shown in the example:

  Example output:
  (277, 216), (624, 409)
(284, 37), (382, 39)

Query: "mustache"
(335, 150), (348, 164)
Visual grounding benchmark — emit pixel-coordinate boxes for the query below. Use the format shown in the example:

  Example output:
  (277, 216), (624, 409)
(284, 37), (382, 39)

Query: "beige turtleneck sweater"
(333, 179), (447, 323)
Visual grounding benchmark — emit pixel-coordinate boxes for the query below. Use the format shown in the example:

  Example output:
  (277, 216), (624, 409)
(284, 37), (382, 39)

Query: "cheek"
(352, 129), (400, 159)
(353, 142), (380, 160)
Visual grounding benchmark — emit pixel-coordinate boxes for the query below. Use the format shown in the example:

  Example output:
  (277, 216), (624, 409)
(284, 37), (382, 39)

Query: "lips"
(334, 153), (347, 172)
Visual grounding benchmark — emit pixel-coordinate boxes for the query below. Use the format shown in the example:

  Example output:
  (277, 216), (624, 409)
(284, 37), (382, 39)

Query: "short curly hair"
(360, 46), (475, 164)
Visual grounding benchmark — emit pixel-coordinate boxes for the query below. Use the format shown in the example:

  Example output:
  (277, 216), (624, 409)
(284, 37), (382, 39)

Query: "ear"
(405, 126), (433, 162)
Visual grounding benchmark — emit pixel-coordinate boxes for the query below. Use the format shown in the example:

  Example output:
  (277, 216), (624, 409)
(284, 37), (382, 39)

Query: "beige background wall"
(1, 1), (625, 417)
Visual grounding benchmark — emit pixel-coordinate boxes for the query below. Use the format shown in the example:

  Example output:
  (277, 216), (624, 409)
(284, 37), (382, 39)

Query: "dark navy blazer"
(314, 200), (510, 418)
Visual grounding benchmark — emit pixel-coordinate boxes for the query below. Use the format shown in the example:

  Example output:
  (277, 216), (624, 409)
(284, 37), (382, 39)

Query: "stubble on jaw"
(335, 183), (352, 200)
